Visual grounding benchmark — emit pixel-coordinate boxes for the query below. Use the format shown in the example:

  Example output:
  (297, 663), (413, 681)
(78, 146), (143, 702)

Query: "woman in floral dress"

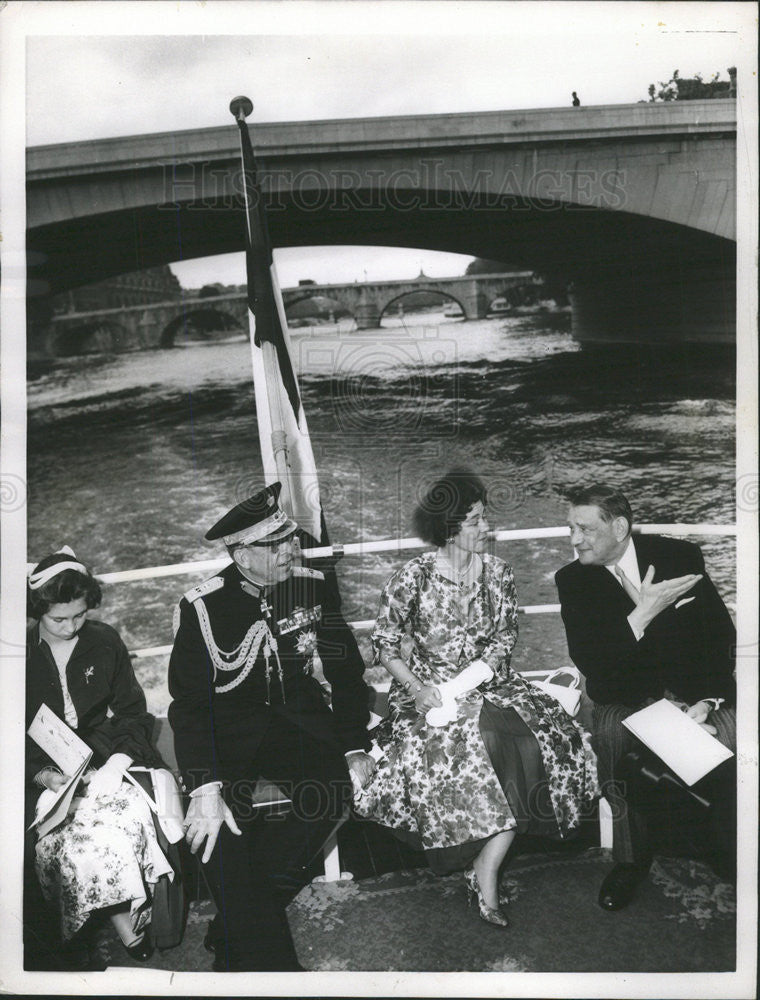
(25, 548), (173, 968)
(354, 471), (599, 927)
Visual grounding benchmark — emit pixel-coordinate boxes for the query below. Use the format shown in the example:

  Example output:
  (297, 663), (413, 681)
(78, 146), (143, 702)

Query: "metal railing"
(49, 522), (729, 660)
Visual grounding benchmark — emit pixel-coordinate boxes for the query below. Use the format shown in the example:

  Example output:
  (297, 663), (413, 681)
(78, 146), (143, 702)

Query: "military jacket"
(168, 562), (370, 790)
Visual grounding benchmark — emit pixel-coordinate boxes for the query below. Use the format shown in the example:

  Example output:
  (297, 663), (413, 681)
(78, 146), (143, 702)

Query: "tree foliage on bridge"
(465, 257), (510, 275)
(647, 68), (736, 102)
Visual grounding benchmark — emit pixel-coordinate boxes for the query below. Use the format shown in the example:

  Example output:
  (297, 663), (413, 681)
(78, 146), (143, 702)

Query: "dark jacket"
(25, 619), (160, 787)
(555, 534), (736, 707)
(167, 562), (371, 791)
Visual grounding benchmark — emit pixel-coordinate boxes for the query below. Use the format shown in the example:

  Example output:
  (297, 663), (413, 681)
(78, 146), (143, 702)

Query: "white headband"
(28, 546), (88, 590)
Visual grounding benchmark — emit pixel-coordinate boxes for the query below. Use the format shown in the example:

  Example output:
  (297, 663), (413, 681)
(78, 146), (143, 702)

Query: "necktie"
(615, 565), (640, 604)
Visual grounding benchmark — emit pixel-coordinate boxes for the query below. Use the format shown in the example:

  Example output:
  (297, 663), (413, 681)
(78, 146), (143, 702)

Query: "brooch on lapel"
(84, 666), (95, 684)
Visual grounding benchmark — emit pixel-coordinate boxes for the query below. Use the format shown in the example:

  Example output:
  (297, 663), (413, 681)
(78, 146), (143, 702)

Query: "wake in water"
(26, 314), (736, 690)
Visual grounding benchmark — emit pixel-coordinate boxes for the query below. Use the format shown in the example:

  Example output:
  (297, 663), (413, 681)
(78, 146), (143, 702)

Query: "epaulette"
(183, 576), (225, 603)
(291, 566), (325, 581)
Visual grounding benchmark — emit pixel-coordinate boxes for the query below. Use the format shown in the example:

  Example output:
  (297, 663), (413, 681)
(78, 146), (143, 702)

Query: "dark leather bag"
(130, 770), (188, 950)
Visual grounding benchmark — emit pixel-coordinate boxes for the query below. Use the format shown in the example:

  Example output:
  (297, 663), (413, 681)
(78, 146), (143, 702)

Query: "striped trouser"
(591, 701), (736, 865)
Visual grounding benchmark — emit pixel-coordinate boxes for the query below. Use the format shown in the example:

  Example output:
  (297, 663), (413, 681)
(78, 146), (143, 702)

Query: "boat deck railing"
(27, 522), (733, 661)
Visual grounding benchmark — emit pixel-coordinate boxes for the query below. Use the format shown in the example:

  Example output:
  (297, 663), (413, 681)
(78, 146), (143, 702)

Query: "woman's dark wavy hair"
(413, 469), (487, 548)
(27, 554), (102, 620)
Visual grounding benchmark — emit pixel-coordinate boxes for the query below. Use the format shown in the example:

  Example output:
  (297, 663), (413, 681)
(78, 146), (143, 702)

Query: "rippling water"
(27, 311), (736, 710)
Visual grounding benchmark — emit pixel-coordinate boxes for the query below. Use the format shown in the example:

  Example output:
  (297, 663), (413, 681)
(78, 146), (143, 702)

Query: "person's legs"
(699, 705), (736, 880)
(202, 717), (351, 970)
(592, 702), (651, 866)
(201, 789), (304, 971)
(109, 906), (142, 946)
(106, 904), (154, 962)
(591, 702), (654, 911)
(252, 713), (352, 903)
(471, 830), (516, 908)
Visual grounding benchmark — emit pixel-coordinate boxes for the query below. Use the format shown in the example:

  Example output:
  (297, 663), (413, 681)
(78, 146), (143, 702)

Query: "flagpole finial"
(230, 96), (254, 122)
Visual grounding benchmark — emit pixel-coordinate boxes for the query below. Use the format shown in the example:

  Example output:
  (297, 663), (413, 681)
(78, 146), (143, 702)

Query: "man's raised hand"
(182, 792), (242, 864)
(630, 564), (702, 631)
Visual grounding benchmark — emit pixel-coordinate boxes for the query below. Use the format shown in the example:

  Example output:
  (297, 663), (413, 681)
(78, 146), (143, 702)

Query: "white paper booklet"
(622, 698), (733, 786)
(27, 703), (93, 836)
(27, 702), (91, 774)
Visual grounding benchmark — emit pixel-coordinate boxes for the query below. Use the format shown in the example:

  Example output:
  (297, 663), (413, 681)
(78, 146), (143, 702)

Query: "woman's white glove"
(84, 753), (132, 799)
(425, 660), (493, 727)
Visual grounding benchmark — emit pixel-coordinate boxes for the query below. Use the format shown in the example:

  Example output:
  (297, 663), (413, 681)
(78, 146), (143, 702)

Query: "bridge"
(39, 272), (538, 354)
(27, 101), (736, 345)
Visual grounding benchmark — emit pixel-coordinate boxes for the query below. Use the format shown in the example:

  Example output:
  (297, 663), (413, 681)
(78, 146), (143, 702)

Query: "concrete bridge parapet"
(37, 272), (539, 355)
(283, 272), (536, 327)
(27, 102), (736, 347)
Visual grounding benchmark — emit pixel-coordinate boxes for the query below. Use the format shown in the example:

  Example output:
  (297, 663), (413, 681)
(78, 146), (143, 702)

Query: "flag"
(232, 97), (322, 542)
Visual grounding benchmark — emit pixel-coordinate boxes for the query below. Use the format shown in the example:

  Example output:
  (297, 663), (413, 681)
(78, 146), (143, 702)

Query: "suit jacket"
(555, 534), (735, 708)
(167, 562), (371, 791)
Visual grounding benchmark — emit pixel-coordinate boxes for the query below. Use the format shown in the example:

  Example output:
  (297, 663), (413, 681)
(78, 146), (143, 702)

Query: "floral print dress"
(353, 552), (599, 853)
(34, 782), (174, 942)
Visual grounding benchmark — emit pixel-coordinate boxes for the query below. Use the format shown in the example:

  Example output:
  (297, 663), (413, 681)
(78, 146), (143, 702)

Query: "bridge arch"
(28, 102), (735, 295)
(27, 102), (737, 345)
(379, 289), (466, 323)
(284, 293), (353, 324)
(28, 188), (731, 298)
(160, 306), (242, 347)
(51, 320), (132, 356)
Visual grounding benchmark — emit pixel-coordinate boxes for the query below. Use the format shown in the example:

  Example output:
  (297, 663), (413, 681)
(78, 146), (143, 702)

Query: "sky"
(11, 1), (752, 286)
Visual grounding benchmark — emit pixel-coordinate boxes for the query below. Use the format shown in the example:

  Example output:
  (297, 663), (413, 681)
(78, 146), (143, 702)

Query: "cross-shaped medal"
(260, 597), (273, 618)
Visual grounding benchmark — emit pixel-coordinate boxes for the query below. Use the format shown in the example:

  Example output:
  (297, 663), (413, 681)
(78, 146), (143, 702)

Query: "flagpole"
(230, 96), (322, 541)
(230, 97), (291, 490)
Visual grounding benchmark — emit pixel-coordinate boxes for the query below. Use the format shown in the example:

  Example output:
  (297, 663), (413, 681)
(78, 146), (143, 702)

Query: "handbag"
(522, 667), (582, 717)
(149, 767), (185, 844)
(128, 766), (185, 844)
(128, 768), (187, 950)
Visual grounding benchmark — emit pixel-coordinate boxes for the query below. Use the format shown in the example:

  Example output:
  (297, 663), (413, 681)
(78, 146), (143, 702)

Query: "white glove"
(426, 660), (493, 727)
(85, 753), (131, 799)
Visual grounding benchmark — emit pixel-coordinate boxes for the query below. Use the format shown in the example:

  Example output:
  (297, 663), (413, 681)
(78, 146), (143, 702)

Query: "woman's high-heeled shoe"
(464, 867), (510, 928)
(122, 933), (154, 962)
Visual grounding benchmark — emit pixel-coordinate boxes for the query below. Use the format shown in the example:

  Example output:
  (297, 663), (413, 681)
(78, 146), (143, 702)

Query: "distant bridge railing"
(26, 522), (734, 660)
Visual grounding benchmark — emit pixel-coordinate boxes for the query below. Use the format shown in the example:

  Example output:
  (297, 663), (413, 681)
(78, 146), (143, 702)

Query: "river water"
(27, 311), (736, 712)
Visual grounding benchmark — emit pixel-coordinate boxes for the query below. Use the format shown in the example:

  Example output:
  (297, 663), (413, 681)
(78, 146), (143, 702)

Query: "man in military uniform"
(168, 483), (374, 971)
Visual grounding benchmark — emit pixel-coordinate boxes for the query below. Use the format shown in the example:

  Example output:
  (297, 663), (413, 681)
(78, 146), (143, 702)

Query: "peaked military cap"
(205, 482), (298, 545)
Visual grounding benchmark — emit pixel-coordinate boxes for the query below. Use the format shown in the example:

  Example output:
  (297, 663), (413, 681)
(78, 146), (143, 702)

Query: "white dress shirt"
(605, 536), (644, 640)
(605, 536), (642, 590)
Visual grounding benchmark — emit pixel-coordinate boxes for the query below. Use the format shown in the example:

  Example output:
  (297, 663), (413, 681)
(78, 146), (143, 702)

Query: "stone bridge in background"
(27, 100), (736, 346)
(41, 271), (538, 354)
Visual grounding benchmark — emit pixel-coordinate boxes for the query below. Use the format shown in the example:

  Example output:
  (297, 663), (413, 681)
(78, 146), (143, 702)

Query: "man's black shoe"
(598, 862), (649, 911)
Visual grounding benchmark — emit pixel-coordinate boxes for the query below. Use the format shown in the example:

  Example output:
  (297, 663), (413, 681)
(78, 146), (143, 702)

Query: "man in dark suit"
(555, 485), (736, 910)
(168, 482), (373, 970)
